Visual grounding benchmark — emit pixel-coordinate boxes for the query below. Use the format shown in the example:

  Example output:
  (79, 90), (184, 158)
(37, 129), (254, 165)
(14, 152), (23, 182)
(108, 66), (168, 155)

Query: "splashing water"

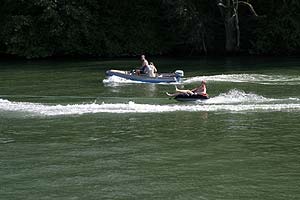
(1, 90), (300, 116)
(204, 89), (271, 104)
(103, 75), (179, 85)
(103, 75), (140, 84)
(184, 74), (300, 85)
(103, 74), (300, 86)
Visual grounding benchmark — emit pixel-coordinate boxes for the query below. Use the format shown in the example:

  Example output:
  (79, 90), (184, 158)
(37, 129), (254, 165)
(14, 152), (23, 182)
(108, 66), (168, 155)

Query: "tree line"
(0, 0), (300, 59)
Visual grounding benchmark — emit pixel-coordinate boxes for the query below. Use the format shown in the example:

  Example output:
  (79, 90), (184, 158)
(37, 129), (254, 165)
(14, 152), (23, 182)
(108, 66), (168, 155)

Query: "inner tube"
(174, 93), (209, 101)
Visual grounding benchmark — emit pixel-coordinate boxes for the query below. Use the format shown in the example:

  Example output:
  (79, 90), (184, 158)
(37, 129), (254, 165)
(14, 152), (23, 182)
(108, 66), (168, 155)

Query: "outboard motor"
(174, 70), (184, 82)
(175, 70), (184, 77)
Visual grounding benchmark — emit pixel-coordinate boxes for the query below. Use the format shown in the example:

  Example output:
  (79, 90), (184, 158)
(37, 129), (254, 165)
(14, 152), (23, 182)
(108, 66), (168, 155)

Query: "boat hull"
(106, 69), (182, 83)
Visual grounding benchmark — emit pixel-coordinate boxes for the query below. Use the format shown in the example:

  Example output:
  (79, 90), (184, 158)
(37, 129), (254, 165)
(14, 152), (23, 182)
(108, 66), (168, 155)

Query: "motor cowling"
(175, 70), (184, 77)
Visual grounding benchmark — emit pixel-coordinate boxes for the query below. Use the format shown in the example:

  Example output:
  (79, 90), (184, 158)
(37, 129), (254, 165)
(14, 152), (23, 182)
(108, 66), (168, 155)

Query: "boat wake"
(1, 90), (300, 116)
(103, 75), (141, 84)
(103, 74), (300, 86)
(184, 74), (300, 85)
(205, 89), (271, 104)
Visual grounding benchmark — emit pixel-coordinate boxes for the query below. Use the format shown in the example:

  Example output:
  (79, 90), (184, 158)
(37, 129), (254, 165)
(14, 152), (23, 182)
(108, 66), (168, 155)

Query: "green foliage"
(0, 0), (164, 58)
(161, 0), (220, 55)
(252, 0), (300, 55)
(0, 0), (300, 58)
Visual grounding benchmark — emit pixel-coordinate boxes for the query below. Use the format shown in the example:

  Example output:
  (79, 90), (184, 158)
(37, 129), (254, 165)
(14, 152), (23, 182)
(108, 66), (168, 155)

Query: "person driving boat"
(136, 55), (149, 75)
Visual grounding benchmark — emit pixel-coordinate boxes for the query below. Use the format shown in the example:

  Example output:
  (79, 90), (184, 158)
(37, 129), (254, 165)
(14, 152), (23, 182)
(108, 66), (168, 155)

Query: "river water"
(0, 57), (300, 199)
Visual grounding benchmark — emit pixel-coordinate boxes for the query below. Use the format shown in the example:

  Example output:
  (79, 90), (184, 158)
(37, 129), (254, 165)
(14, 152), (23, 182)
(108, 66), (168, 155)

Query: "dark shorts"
(140, 66), (147, 74)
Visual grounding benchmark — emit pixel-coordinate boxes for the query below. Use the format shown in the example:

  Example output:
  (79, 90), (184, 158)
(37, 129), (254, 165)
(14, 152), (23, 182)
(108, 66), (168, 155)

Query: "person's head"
(141, 55), (145, 60)
(201, 80), (206, 85)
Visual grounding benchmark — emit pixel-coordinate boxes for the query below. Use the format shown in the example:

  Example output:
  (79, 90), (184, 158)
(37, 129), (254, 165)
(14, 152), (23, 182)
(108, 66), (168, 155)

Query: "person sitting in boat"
(166, 80), (208, 97)
(145, 62), (157, 77)
(136, 55), (149, 75)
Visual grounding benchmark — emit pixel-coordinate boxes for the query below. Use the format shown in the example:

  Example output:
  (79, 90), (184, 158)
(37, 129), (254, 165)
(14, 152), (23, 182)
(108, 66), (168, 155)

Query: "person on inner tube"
(136, 55), (149, 75)
(166, 80), (207, 97)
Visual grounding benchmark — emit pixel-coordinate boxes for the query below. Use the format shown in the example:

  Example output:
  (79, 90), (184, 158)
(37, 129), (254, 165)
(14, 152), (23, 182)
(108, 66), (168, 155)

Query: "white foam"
(204, 89), (271, 104)
(184, 74), (300, 85)
(103, 75), (140, 84)
(102, 75), (179, 85)
(1, 93), (300, 116)
(102, 74), (300, 86)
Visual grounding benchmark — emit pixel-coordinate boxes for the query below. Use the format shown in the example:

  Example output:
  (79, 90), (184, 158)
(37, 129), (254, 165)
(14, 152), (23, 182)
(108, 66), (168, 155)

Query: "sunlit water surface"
(0, 57), (300, 199)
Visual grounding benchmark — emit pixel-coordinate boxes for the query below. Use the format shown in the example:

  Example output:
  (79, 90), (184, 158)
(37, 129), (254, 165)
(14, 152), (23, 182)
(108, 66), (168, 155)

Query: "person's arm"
(143, 60), (149, 67)
(153, 65), (157, 73)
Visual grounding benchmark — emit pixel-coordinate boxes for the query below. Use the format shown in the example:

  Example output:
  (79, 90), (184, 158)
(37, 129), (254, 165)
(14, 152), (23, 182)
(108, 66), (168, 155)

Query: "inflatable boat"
(173, 93), (209, 101)
(105, 69), (184, 83)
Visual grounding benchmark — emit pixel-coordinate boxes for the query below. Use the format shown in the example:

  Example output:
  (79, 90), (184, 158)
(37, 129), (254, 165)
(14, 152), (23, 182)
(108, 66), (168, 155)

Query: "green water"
(1, 57), (300, 199)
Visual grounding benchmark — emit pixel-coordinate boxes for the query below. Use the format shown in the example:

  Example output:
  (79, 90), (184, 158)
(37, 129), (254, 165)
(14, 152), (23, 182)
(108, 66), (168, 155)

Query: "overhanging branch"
(217, 2), (227, 8)
(238, 1), (258, 16)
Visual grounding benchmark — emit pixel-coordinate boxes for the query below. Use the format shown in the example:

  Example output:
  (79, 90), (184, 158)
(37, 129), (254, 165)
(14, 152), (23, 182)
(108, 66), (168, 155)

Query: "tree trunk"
(218, 0), (239, 53)
(218, 0), (260, 53)
(224, 13), (238, 52)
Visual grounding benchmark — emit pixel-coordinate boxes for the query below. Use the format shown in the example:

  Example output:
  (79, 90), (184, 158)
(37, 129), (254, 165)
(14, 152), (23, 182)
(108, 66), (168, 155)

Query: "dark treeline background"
(0, 0), (300, 59)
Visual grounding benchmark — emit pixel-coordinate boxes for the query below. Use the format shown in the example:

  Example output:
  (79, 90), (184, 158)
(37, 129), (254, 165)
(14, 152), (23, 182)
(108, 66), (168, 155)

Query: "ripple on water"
(0, 137), (15, 144)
